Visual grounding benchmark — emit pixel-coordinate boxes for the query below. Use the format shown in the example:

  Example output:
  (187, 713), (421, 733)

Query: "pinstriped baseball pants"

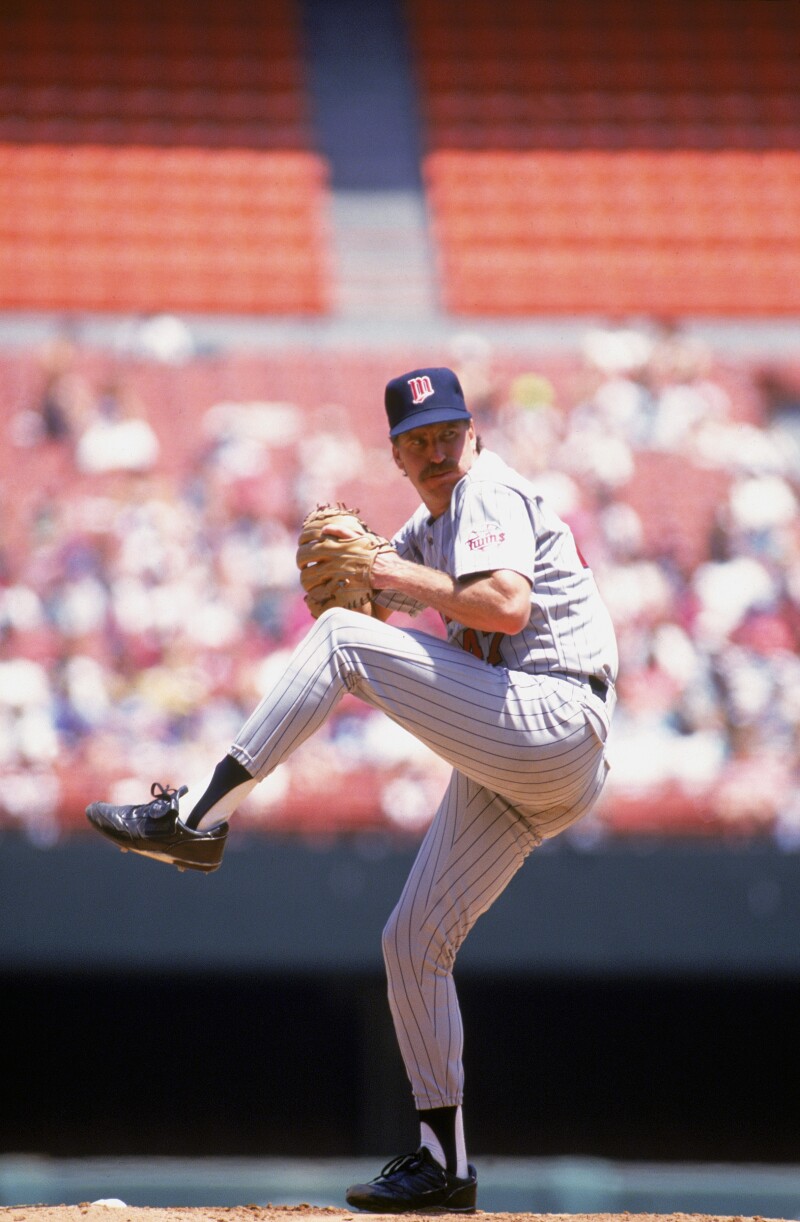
(230, 608), (610, 1108)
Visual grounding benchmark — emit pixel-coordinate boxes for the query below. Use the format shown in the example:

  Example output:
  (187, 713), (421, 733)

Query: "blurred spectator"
(75, 378), (160, 474)
(113, 313), (197, 365)
(581, 323), (655, 379)
(11, 336), (94, 448)
(295, 403), (366, 507)
(448, 331), (500, 415)
(757, 363), (800, 446)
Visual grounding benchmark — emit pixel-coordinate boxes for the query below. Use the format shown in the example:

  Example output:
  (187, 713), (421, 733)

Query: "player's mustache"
(422, 461), (456, 479)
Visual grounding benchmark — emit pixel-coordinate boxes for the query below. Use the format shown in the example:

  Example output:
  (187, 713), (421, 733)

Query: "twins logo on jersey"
(465, 521), (506, 552)
(408, 375), (435, 404)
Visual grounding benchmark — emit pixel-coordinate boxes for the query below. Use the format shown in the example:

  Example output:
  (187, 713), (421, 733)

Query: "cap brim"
(389, 406), (471, 439)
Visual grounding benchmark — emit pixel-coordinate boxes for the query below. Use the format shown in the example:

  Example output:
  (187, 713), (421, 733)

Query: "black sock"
(418, 1106), (458, 1173)
(185, 755), (253, 829)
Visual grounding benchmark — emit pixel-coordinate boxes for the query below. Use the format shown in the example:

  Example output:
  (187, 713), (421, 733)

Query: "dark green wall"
(2, 833), (799, 976)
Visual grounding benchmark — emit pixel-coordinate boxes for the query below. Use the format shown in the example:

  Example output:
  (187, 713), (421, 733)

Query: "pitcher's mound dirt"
(0, 1205), (793, 1222)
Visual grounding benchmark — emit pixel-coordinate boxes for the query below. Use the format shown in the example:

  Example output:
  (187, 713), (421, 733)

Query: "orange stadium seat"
(423, 146), (800, 316)
(0, 143), (332, 314)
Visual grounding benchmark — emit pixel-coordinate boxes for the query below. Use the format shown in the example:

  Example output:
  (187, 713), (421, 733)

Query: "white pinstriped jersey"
(377, 448), (618, 686)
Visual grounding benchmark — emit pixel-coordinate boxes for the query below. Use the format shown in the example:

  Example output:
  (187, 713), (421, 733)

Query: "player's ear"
(391, 444), (406, 475)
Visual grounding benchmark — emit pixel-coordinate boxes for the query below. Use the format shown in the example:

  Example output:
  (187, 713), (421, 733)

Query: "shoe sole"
(118, 844), (223, 873)
(347, 1203), (475, 1215)
(414, 1209), (475, 1216)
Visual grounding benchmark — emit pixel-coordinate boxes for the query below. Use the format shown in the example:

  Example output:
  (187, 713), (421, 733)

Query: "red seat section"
(0, 0), (313, 149)
(407, 0), (800, 152)
(617, 450), (732, 575)
(425, 149), (800, 316)
(0, 144), (331, 313)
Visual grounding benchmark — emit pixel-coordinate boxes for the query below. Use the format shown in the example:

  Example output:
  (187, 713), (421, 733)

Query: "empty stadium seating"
(408, 0), (800, 151)
(0, 143), (331, 313)
(2, 0), (799, 317)
(0, 0), (312, 148)
(425, 149), (800, 315)
(408, 0), (800, 315)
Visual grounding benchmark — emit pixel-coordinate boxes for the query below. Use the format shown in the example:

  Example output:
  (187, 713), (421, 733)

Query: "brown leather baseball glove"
(296, 502), (395, 619)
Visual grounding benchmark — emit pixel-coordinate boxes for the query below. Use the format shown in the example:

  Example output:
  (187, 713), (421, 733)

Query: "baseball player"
(86, 366), (618, 1213)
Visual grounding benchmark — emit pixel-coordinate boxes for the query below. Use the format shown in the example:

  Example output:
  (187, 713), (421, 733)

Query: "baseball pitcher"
(86, 366), (618, 1213)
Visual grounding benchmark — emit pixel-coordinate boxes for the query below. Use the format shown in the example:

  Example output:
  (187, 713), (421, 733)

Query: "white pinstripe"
(229, 609), (611, 1106)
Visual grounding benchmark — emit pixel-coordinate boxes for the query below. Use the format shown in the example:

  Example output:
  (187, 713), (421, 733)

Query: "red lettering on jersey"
(460, 629), (505, 666)
(486, 631), (504, 666)
(466, 522), (505, 552)
(461, 628), (482, 659)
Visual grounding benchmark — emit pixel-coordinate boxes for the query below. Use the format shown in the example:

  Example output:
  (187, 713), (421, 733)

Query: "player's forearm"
(372, 552), (530, 635)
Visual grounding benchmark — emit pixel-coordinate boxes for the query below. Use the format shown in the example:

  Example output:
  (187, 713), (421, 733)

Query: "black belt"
(587, 675), (608, 702)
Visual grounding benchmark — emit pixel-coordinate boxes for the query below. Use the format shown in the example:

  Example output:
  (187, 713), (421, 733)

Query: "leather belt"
(554, 672), (609, 702)
(587, 675), (608, 702)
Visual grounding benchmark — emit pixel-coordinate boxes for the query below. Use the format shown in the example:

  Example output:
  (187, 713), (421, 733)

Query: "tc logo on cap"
(408, 375), (435, 405)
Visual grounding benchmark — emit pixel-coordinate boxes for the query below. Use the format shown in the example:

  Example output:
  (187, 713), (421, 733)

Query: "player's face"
(392, 420), (478, 518)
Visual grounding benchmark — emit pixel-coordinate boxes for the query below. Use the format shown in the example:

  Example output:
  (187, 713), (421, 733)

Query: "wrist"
(371, 548), (399, 590)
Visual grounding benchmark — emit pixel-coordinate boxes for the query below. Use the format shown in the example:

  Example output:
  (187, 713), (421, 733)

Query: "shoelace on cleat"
(377, 1152), (427, 1180)
(143, 782), (188, 815)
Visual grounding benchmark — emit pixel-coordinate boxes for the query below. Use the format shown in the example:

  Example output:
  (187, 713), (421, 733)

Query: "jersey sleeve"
(453, 482), (536, 582)
(373, 514), (427, 615)
(372, 589), (426, 615)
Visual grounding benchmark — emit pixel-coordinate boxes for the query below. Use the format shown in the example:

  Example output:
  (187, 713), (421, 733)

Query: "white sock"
(419, 1122), (447, 1170)
(178, 771), (258, 830)
(454, 1106), (468, 1179)
(419, 1107), (468, 1179)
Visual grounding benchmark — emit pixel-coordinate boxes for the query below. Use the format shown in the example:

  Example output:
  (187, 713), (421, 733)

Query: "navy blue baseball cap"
(385, 366), (472, 439)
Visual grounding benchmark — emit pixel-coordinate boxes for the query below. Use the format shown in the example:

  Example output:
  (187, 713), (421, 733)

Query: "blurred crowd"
(3, 322), (800, 849)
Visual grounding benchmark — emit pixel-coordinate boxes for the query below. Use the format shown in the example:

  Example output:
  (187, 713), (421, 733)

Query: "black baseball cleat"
(85, 782), (228, 874)
(345, 1147), (477, 1214)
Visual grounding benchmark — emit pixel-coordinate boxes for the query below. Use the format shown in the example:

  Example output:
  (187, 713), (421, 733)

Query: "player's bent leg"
(230, 608), (607, 818)
(228, 606), (482, 780)
(85, 608), (609, 869)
